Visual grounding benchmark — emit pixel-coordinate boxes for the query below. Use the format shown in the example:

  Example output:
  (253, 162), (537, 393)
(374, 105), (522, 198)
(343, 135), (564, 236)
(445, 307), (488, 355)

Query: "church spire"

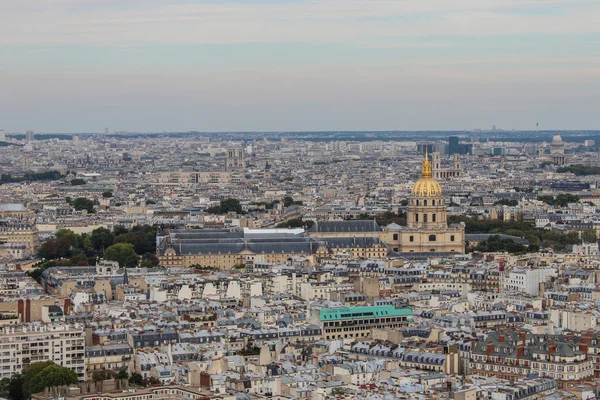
(123, 267), (129, 286)
(421, 148), (432, 179)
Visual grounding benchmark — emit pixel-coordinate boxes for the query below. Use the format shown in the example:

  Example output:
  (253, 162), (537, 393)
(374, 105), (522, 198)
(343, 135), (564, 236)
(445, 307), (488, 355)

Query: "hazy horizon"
(1, 0), (599, 133)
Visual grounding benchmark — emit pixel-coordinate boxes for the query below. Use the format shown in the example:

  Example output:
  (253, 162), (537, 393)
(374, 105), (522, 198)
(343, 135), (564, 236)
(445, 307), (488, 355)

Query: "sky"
(0, 0), (599, 133)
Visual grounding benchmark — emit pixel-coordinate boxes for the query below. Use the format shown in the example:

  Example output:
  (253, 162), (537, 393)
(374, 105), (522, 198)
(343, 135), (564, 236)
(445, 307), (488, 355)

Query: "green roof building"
(318, 305), (413, 340)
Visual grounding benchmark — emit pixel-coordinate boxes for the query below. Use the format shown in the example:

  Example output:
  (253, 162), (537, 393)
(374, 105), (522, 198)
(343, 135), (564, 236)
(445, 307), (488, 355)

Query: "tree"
(70, 179), (86, 186)
(104, 243), (138, 268)
(21, 361), (54, 397)
(206, 205), (220, 214)
(60, 252), (89, 266)
(28, 261), (57, 283)
(582, 229), (598, 244)
(125, 254), (139, 268)
(494, 199), (518, 206)
(141, 252), (159, 268)
(113, 225), (129, 236)
(114, 225), (157, 254)
(91, 227), (115, 252)
(102, 191), (113, 198)
(557, 164), (600, 176)
(38, 239), (59, 259)
(283, 196), (294, 207)
(219, 198), (242, 214)
(117, 369), (129, 380)
(71, 197), (95, 213)
(0, 374), (24, 400)
(29, 365), (78, 394)
(142, 377), (160, 387)
(537, 194), (580, 207)
(276, 218), (306, 228)
(129, 373), (143, 387)
(92, 370), (116, 383)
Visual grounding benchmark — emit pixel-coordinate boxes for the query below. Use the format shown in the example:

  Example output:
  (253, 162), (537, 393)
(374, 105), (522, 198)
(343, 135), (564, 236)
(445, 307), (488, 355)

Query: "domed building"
(384, 151), (465, 254)
(550, 133), (566, 165)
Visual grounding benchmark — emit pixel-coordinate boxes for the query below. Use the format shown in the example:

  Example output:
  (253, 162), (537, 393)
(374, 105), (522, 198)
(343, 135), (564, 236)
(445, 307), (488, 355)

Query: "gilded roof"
(411, 150), (443, 197)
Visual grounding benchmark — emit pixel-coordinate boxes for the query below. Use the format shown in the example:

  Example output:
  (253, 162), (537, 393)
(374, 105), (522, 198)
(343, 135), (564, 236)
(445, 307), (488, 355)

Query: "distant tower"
(536, 121), (539, 132)
(22, 154), (30, 170)
(25, 131), (34, 143)
(448, 136), (460, 155)
(227, 148), (246, 172)
(0, 130), (5, 142)
(104, 128), (110, 135)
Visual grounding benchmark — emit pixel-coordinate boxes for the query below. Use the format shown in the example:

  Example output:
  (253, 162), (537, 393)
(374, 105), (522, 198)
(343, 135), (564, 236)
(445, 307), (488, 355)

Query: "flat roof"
(320, 305), (412, 321)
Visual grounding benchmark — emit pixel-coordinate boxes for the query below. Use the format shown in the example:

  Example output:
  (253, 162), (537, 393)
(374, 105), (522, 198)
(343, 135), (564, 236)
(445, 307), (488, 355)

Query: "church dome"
(552, 133), (563, 144)
(411, 151), (443, 197)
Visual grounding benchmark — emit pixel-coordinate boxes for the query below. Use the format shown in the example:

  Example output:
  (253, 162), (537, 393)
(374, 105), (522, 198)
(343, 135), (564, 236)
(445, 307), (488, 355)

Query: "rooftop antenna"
(536, 121), (539, 132)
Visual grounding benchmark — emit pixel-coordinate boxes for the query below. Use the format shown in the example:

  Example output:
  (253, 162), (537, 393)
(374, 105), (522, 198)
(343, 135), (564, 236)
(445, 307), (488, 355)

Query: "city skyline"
(1, 0), (599, 132)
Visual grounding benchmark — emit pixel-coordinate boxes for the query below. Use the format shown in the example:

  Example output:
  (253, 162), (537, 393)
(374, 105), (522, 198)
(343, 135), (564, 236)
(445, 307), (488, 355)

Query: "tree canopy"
(29, 365), (78, 394)
(70, 197), (96, 213)
(493, 199), (519, 206)
(276, 218), (312, 228)
(451, 216), (588, 252)
(556, 164), (600, 176)
(219, 198), (242, 214)
(70, 178), (86, 186)
(537, 194), (580, 207)
(104, 243), (138, 268)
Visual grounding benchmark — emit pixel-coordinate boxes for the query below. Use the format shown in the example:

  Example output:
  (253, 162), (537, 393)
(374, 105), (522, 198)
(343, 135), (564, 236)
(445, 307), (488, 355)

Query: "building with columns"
(431, 152), (461, 180)
(384, 151), (465, 254)
(550, 133), (566, 165)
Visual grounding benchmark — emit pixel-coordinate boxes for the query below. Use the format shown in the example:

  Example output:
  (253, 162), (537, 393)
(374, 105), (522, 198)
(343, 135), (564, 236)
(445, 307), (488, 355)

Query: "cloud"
(1, 0), (599, 46)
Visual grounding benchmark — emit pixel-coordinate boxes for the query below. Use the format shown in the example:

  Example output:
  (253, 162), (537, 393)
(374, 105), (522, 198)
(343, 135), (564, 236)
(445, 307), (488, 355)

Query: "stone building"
(383, 151), (465, 254)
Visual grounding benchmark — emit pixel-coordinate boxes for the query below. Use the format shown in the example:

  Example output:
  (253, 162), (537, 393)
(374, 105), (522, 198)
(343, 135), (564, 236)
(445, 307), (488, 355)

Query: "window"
(429, 235), (436, 242)
(451, 235), (455, 242)
(409, 236), (414, 242)
(393, 234), (398, 241)
(432, 214), (436, 222)
(415, 214), (419, 222)
(423, 214), (428, 223)
(424, 200), (427, 206)
(430, 249), (435, 252)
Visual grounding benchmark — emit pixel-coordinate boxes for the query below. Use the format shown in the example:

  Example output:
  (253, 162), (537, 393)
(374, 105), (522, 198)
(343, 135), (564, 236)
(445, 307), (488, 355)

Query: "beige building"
(550, 133), (567, 165)
(0, 324), (85, 380)
(308, 152), (465, 255)
(0, 221), (40, 253)
(431, 152), (461, 180)
(158, 171), (232, 184)
(384, 151), (465, 254)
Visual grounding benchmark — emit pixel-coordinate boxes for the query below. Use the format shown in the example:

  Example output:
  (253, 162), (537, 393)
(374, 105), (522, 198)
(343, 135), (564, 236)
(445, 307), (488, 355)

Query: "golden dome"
(411, 150), (443, 197)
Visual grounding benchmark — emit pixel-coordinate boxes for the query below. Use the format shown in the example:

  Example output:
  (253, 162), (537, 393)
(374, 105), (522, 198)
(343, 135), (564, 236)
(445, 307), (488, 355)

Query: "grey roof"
(309, 220), (380, 233)
(157, 228), (319, 256)
(316, 237), (382, 248)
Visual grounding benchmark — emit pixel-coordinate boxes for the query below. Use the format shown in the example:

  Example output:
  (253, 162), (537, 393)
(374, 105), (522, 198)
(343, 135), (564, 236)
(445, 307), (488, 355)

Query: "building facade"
(0, 324), (85, 381)
(385, 151), (465, 254)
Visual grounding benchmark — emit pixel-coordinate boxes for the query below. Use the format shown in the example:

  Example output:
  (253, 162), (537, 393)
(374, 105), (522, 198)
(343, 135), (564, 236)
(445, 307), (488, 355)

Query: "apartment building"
(470, 331), (594, 388)
(0, 221), (40, 253)
(0, 324), (85, 380)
